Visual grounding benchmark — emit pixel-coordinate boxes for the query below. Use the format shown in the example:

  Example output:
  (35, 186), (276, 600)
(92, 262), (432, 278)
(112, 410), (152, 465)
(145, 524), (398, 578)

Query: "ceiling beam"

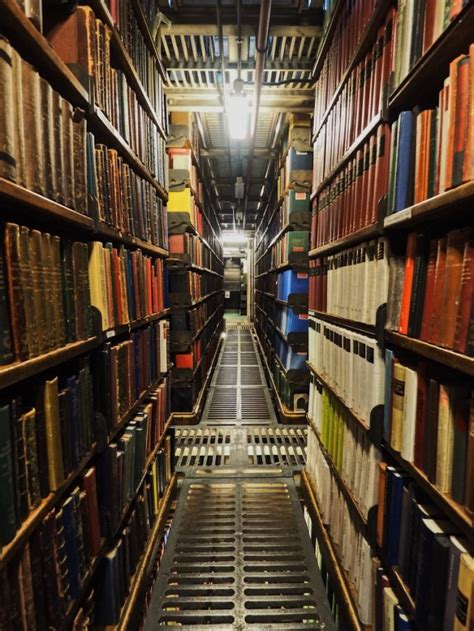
(159, 9), (323, 29)
(202, 148), (274, 157)
(164, 59), (313, 72)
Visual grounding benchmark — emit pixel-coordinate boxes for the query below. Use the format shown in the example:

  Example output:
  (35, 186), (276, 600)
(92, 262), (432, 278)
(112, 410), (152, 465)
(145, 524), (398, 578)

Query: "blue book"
(94, 549), (120, 625)
(383, 349), (394, 442)
(395, 605), (412, 630)
(387, 471), (408, 566)
(67, 376), (79, 469)
(393, 111), (415, 213)
(61, 496), (80, 598)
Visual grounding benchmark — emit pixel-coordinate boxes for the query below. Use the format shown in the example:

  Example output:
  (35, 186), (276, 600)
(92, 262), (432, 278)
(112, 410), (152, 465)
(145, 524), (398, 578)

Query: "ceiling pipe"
(243, 0), (272, 230)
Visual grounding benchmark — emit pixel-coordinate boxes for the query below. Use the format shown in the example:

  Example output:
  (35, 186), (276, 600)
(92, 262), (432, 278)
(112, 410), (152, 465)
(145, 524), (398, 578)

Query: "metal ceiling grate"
(144, 479), (334, 630)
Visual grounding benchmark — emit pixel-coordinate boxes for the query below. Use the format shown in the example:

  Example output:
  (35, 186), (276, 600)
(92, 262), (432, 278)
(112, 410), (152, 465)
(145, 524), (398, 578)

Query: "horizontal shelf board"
(385, 331), (474, 377)
(0, 337), (98, 390)
(383, 180), (474, 229)
(309, 223), (382, 257)
(94, 222), (169, 258)
(306, 361), (370, 433)
(383, 443), (474, 542)
(389, 3), (474, 112)
(101, 309), (171, 342)
(308, 310), (376, 337)
(167, 258), (223, 277)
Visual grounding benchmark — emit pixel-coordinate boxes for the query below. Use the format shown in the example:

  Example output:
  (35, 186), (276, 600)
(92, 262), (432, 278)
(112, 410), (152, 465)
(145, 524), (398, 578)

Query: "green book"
(0, 404), (17, 546)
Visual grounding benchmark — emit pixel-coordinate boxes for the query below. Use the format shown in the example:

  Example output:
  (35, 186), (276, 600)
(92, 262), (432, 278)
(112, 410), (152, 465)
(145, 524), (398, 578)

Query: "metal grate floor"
(144, 479), (335, 630)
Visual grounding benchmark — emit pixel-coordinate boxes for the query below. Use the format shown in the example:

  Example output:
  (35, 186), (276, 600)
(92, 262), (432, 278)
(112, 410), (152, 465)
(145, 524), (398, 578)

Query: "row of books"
(393, 0), (467, 89)
(170, 292), (224, 340)
(0, 40), (168, 247)
(310, 124), (391, 249)
(309, 238), (389, 325)
(169, 233), (224, 275)
(313, 9), (394, 172)
(88, 241), (167, 332)
(0, 224), (93, 365)
(308, 379), (381, 520)
(386, 227), (473, 355)
(313, 0), (385, 130)
(173, 306), (223, 371)
(105, 0), (167, 126)
(168, 269), (222, 307)
(0, 360), (94, 548)
(388, 49), (473, 215)
(256, 231), (309, 276)
(0, 435), (173, 631)
(94, 439), (174, 626)
(95, 391), (171, 538)
(93, 142), (168, 248)
(384, 352), (473, 512)
(0, 42), (87, 209)
(306, 430), (377, 626)
(309, 316), (385, 423)
(377, 464), (474, 631)
(48, 7), (166, 180)
(93, 320), (168, 430)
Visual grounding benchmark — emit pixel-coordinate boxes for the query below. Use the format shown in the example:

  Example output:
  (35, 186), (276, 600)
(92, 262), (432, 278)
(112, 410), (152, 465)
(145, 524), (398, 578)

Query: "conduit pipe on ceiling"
(243, 0), (272, 230)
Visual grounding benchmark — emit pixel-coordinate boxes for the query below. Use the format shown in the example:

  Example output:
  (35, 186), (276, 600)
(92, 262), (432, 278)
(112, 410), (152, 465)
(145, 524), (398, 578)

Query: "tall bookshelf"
(254, 114), (313, 422)
(0, 1), (176, 628)
(303, 1), (474, 629)
(166, 112), (225, 422)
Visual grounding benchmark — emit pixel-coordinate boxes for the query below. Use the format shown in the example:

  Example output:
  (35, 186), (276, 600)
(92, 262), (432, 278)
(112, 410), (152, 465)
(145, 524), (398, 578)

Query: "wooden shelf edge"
(385, 331), (474, 377)
(306, 362), (370, 433)
(301, 470), (366, 631)
(0, 336), (98, 390)
(383, 443), (474, 540)
(309, 223), (382, 257)
(308, 310), (376, 337)
(383, 180), (474, 229)
(101, 309), (171, 343)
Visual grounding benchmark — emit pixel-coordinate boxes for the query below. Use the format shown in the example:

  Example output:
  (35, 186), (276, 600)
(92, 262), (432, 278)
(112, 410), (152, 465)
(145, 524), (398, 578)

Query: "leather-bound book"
(420, 238), (438, 341)
(58, 387), (72, 477)
(18, 543), (36, 629)
(50, 235), (67, 347)
(10, 399), (28, 525)
(52, 90), (64, 204)
(439, 228), (469, 348)
(22, 408), (41, 511)
(465, 395), (474, 514)
(428, 236), (448, 344)
(61, 494), (81, 599)
(0, 403), (17, 546)
(61, 99), (75, 209)
(448, 54), (471, 188)
(39, 512), (65, 622)
(21, 62), (45, 195)
(407, 233), (428, 338)
(29, 230), (48, 354)
(19, 225), (39, 358)
(11, 50), (25, 188)
(0, 239), (13, 365)
(37, 232), (56, 352)
(72, 110), (87, 214)
(81, 467), (102, 557)
(44, 377), (65, 491)
(0, 36), (16, 183)
(71, 241), (86, 340)
(451, 390), (470, 505)
(4, 223), (29, 360)
(61, 240), (77, 344)
(454, 235), (474, 355)
(40, 78), (56, 201)
(72, 487), (87, 581)
(53, 509), (72, 609)
(29, 528), (47, 629)
(399, 231), (417, 335)
(33, 385), (50, 498)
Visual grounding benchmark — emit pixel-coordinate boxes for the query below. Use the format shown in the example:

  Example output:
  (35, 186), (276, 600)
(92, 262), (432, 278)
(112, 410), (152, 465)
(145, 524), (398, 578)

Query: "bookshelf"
(0, 1), (176, 628)
(166, 111), (225, 418)
(306, 1), (474, 629)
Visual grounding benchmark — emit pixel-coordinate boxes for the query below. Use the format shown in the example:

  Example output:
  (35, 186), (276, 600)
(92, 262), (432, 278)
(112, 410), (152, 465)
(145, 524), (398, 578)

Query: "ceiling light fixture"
(227, 79), (249, 140)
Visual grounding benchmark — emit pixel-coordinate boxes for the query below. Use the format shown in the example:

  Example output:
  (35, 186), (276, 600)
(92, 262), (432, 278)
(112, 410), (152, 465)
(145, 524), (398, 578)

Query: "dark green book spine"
(33, 385), (50, 499)
(10, 399), (28, 525)
(22, 409), (41, 511)
(61, 240), (77, 344)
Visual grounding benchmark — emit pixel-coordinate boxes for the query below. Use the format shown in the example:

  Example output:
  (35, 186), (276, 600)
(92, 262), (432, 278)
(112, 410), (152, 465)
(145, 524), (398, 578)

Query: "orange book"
(452, 54), (471, 187)
(103, 246), (115, 329)
(399, 232), (418, 335)
(439, 228), (470, 348)
(111, 249), (124, 325)
(464, 45), (474, 185)
(453, 236), (474, 354)
(428, 237), (448, 344)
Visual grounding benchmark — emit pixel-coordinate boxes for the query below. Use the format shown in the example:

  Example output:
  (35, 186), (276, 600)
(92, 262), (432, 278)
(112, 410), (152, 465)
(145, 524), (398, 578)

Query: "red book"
(453, 235), (474, 354)
(451, 55), (471, 187)
(399, 232), (418, 334)
(81, 467), (102, 557)
(422, 0), (437, 53)
(463, 45), (473, 185)
(145, 257), (152, 316)
(439, 228), (469, 348)
(428, 237), (448, 344)
(420, 238), (438, 341)
(111, 249), (124, 325)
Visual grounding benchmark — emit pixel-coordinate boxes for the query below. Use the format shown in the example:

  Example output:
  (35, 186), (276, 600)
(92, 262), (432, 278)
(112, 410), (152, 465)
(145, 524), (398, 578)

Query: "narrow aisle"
(144, 327), (335, 630)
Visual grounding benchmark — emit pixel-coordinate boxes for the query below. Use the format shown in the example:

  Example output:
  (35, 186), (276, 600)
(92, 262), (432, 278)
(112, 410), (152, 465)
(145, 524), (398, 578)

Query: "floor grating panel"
(144, 479), (335, 630)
